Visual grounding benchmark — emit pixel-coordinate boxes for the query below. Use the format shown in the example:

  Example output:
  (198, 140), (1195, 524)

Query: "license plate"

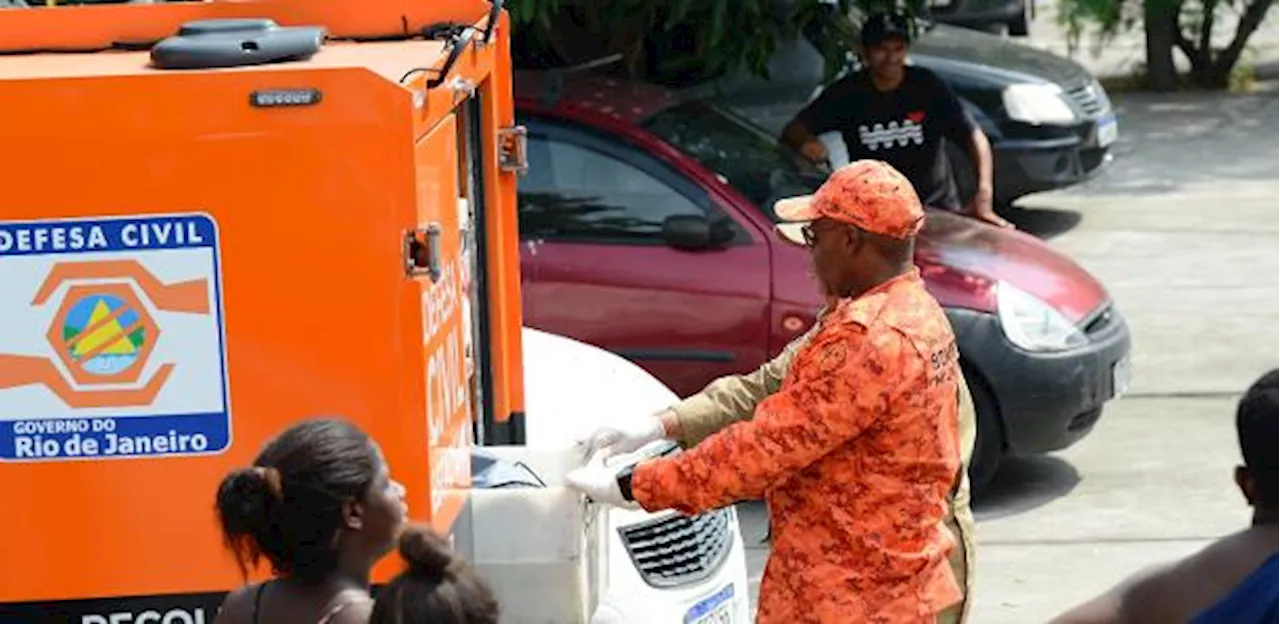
(685, 584), (735, 624)
(1096, 113), (1118, 148)
(1112, 354), (1132, 398)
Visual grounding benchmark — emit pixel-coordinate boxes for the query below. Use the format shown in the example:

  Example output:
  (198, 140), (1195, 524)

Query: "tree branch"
(1198, 0), (1217, 63)
(1215, 0), (1276, 73)
(1174, 27), (1199, 61)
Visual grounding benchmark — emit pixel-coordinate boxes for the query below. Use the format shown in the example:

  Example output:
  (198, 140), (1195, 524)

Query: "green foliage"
(1056, 0), (1143, 50)
(653, 0), (796, 81)
(506, 0), (925, 85)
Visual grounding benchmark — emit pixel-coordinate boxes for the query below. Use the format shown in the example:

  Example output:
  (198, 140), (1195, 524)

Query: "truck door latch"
(497, 126), (528, 175)
(405, 224), (443, 282)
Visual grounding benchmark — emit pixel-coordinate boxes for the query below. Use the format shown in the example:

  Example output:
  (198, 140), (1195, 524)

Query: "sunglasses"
(777, 220), (856, 248)
(800, 224), (816, 247)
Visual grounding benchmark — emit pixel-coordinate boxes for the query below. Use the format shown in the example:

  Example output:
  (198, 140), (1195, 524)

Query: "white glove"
(575, 413), (666, 462)
(564, 454), (638, 509)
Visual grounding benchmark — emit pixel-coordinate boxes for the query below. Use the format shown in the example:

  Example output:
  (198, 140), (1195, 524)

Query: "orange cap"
(773, 160), (924, 244)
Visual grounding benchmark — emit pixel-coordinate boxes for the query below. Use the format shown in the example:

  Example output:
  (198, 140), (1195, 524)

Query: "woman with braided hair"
(211, 418), (408, 624)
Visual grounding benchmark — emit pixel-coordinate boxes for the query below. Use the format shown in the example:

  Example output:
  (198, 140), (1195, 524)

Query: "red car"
(513, 72), (1132, 491)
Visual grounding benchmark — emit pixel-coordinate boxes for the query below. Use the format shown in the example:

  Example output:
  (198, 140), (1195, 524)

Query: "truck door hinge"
(497, 125), (528, 175)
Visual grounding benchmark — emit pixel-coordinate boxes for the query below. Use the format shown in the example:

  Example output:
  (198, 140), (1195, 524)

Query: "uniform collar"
(824, 268), (922, 327)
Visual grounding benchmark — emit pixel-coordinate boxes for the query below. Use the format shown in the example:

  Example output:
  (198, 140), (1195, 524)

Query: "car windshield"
(640, 101), (829, 221)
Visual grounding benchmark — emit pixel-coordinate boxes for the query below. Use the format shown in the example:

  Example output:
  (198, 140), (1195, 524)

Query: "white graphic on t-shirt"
(857, 120), (925, 151)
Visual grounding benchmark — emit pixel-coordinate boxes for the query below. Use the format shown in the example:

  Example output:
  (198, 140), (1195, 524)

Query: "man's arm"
(632, 328), (912, 515)
(928, 71), (1009, 228)
(780, 78), (853, 164)
(964, 127), (1001, 222)
(780, 121), (828, 164)
(666, 324), (819, 447)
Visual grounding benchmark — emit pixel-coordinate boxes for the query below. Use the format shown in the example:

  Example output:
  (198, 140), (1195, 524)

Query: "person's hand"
(575, 413), (666, 461)
(799, 139), (829, 166)
(564, 455), (637, 509)
(965, 186), (1013, 229)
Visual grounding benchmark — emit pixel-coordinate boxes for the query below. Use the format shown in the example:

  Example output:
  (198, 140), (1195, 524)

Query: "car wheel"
(1008, 0), (1031, 36)
(963, 362), (1004, 496)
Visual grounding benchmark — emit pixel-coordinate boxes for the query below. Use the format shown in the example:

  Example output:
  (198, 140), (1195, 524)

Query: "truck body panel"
(0, 3), (758, 621)
(0, 0), (492, 53)
(0, 3), (525, 618)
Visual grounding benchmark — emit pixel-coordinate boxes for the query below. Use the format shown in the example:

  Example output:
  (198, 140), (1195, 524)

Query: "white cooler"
(467, 446), (611, 624)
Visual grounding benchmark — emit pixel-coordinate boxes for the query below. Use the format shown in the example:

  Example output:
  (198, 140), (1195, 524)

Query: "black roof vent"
(151, 19), (327, 70)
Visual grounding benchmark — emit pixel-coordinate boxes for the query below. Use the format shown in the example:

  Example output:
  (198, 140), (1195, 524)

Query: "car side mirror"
(662, 215), (714, 250)
(709, 217), (737, 246)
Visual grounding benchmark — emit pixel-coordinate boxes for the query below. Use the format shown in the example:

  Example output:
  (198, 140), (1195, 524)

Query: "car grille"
(1064, 81), (1111, 118)
(618, 507), (735, 588)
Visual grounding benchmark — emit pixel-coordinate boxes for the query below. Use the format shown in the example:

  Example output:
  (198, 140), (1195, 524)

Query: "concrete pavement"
(735, 82), (1279, 621)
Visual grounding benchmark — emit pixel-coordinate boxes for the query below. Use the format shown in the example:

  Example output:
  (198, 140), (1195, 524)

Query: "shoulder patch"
(813, 340), (850, 376)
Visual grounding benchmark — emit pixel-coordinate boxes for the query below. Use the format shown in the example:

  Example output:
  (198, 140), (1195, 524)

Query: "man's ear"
(844, 225), (864, 253)
(342, 499), (366, 531)
(1235, 466), (1256, 506)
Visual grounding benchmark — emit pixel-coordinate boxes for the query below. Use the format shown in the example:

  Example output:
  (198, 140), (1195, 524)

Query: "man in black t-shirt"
(781, 11), (1012, 229)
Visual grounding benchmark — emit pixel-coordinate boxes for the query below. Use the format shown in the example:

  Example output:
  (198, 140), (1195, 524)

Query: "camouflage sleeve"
(946, 367), (978, 550)
(947, 368), (980, 620)
(955, 369), (977, 471)
(633, 328), (913, 515)
(669, 324), (818, 448)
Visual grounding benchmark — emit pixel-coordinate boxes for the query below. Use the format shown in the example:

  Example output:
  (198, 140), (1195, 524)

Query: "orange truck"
(0, 0), (756, 621)
(0, 0), (535, 618)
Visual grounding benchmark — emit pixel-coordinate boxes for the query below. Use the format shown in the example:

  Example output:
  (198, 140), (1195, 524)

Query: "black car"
(667, 16), (1118, 208)
(925, 0), (1036, 37)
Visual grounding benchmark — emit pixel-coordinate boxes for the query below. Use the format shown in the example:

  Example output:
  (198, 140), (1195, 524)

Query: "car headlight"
(1002, 83), (1077, 125)
(996, 281), (1087, 352)
(1089, 79), (1114, 111)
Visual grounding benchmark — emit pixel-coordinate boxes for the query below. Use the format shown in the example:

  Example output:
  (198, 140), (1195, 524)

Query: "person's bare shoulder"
(327, 599), (374, 624)
(1116, 531), (1264, 624)
(1055, 526), (1278, 624)
(1048, 559), (1178, 624)
(1118, 557), (1206, 623)
(1177, 527), (1279, 600)
(211, 584), (263, 624)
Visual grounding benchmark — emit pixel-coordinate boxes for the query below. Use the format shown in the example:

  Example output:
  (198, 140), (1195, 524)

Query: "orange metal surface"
(0, 3), (523, 606)
(413, 112), (475, 544)
(0, 0), (492, 53)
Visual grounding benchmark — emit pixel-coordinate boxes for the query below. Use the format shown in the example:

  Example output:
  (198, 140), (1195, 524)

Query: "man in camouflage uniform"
(566, 160), (976, 623)
(593, 326), (979, 623)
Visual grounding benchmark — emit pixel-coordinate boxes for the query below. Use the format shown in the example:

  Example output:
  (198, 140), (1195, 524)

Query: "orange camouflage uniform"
(632, 268), (964, 623)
